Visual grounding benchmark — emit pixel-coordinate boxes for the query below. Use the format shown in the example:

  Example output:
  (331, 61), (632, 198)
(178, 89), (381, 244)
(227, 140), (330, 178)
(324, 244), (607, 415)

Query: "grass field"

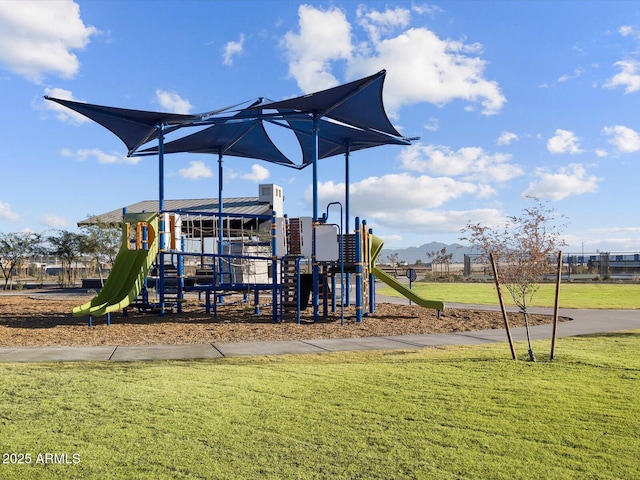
(1, 332), (639, 479)
(379, 282), (640, 309)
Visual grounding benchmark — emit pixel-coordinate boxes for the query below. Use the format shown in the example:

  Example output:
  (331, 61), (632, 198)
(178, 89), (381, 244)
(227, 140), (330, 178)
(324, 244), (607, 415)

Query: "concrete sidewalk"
(0, 305), (637, 363)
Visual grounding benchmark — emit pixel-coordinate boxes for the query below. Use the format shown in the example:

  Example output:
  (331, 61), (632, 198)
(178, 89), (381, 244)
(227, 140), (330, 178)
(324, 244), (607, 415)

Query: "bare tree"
(427, 247), (453, 278)
(461, 198), (566, 361)
(80, 221), (121, 286)
(0, 232), (42, 290)
(386, 253), (400, 276)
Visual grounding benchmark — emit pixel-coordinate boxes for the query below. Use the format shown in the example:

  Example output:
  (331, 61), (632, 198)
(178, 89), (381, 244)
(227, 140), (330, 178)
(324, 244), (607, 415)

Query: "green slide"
(73, 213), (159, 317)
(369, 234), (445, 312)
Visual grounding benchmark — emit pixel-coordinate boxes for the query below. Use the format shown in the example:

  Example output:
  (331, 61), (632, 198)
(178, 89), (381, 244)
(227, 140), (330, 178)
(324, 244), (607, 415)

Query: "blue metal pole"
(345, 143), (350, 307)
(177, 235), (185, 313)
(296, 256), (301, 325)
(355, 216), (362, 323)
(157, 124), (165, 316)
(218, 150), (224, 285)
(271, 210), (279, 323)
(312, 114), (319, 323)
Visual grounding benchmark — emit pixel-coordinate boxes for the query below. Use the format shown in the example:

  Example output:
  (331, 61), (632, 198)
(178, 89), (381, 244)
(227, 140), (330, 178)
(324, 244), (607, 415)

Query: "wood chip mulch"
(0, 293), (569, 347)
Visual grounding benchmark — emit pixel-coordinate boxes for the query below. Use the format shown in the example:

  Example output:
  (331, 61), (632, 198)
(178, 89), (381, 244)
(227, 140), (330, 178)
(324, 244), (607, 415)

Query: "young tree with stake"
(461, 198), (566, 361)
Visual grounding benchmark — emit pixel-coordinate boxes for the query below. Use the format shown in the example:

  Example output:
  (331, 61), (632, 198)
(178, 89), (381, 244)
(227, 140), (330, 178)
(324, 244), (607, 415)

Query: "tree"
(460, 198), (566, 361)
(0, 232), (42, 290)
(47, 230), (85, 287)
(427, 247), (453, 277)
(386, 253), (400, 276)
(80, 221), (121, 286)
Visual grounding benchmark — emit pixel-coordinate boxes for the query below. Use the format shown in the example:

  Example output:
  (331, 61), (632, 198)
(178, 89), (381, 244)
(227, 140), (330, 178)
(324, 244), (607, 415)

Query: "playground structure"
(47, 70), (446, 325)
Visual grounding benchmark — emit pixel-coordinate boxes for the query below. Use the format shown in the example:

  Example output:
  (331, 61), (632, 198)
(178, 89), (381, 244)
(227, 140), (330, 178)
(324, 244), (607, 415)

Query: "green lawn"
(1, 332), (639, 479)
(379, 282), (640, 309)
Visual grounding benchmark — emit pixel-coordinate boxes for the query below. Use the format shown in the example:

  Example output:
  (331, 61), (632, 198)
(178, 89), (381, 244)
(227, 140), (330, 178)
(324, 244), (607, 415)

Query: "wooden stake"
(490, 253), (517, 360)
(550, 250), (562, 360)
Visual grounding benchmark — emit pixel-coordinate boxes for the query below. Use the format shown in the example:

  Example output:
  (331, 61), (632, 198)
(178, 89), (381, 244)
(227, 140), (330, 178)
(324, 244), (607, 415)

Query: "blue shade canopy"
(45, 70), (410, 167)
(277, 115), (409, 166)
(44, 96), (201, 155)
(138, 111), (296, 166)
(254, 70), (403, 138)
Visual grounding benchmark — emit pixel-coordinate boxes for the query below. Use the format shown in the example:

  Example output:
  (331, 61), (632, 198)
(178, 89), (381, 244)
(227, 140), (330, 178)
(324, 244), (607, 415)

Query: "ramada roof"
(78, 196), (272, 226)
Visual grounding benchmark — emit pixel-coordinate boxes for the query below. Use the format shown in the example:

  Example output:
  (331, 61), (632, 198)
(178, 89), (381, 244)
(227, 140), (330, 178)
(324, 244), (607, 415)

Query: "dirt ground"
(0, 291), (569, 347)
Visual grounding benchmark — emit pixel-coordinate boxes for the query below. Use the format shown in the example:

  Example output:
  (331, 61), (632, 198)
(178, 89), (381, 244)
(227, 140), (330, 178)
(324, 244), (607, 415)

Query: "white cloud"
(595, 149), (608, 157)
(306, 173), (505, 234)
(411, 4), (443, 16)
(155, 89), (194, 114)
(558, 67), (584, 83)
(572, 226), (640, 252)
(604, 60), (640, 93)
(523, 163), (600, 200)
(378, 234), (403, 246)
(63, 148), (140, 165)
(281, 5), (353, 92)
(0, 201), (20, 221)
(603, 125), (640, 152)
(0, 0), (97, 83)
(619, 25), (640, 39)
(398, 143), (523, 183)
(348, 26), (505, 115)
(281, 5), (505, 116)
(356, 5), (410, 43)
(311, 173), (480, 211)
(179, 161), (213, 180)
(547, 129), (583, 154)
(41, 87), (89, 124)
(497, 131), (518, 145)
(41, 213), (69, 228)
(423, 118), (439, 131)
(223, 33), (245, 66)
(241, 164), (270, 182)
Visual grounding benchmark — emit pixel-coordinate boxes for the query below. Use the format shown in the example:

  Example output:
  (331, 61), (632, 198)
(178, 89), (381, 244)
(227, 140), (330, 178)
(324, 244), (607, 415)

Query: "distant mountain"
(379, 242), (477, 264)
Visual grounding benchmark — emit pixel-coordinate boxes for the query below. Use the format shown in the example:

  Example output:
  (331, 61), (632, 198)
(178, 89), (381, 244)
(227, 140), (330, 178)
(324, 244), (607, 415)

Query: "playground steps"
(281, 256), (300, 310)
(162, 264), (180, 305)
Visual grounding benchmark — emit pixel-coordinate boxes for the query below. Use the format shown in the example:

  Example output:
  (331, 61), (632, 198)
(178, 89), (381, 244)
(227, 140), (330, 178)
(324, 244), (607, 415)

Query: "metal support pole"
(217, 151), (224, 285)
(157, 124), (166, 316)
(345, 144), (351, 306)
(355, 217), (363, 323)
(312, 114), (320, 322)
(177, 236), (185, 313)
(271, 210), (279, 323)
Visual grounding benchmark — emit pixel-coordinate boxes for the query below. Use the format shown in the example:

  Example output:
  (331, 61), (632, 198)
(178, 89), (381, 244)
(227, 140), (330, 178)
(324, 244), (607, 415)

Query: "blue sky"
(0, 1), (638, 253)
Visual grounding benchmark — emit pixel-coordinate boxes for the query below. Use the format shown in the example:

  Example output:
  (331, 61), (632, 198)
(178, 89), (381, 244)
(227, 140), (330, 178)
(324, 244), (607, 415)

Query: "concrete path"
(0, 302), (637, 363)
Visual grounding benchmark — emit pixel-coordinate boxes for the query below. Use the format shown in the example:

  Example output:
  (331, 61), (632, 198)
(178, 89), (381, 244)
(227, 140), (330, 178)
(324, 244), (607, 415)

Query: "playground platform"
(0, 303), (637, 363)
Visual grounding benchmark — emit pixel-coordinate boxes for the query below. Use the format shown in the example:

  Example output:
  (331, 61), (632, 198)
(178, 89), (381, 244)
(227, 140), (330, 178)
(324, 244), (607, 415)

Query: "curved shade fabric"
(44, 97), (200, 155)
(278, 116), (409, 166)
(254, 70), (402, 138)
(139, 117), (295, 166)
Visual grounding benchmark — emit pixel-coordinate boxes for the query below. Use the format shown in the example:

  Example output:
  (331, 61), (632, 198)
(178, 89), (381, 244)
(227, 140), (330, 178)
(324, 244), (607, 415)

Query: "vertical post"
(177, 236), (185, 313)
(157, 124), (166, 316)
(355, 217), (362, 323)
(550, 250), (562, 360)
(490, 253), (516, 360)
(217, 150), (224, 285)
(368, 227), (375, 315)
(295, 256), (301, 325)
(271, 210), (279, 323)
(344, 143), (351, 307)
(331, 275), (336, 313)
(312, 114), (320, 322)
